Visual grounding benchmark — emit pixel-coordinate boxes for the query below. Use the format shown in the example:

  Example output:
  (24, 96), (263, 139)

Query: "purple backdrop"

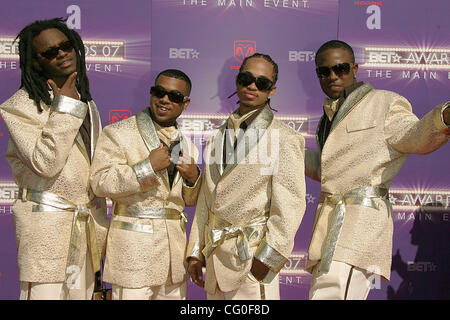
(0, 0), (448, 300)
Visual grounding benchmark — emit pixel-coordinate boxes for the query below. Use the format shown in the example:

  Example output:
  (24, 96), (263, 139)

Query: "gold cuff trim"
(132, 158), (158, 190)
(52, 95), (87, 119)
(433, 102), (450, 130)
(187, 243), (204, 263)
(183, 166), (201, 188)
(261, 270), (278, 285)
(254, 240), (288, 273)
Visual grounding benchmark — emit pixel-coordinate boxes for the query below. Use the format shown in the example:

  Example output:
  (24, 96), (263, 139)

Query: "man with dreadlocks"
(0, 18), (108, 300)
(186, 53), (306, 300)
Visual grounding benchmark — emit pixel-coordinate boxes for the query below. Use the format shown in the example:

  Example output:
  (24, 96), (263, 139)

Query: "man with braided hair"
(186, 53), (306, 300)
(0, 18), (108, 300)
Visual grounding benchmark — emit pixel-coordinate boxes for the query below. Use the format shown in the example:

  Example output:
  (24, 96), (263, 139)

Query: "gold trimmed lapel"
(172, 132), (190, 187)
(208, 124), (226, 186)
(136, 108), (161, 152)
(88, 101), (100, 161)
(136, 108), (170, 190)
(329, 83), (374, 133)
(316, 115), (326, 154)
(221, 105), (274, 179)
(75, 133), (90, 163)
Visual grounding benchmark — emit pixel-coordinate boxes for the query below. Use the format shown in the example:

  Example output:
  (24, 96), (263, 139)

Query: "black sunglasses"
(236, 71), (274, 91)
(37, 40), (74, 60)
(150, 85), (187, 104)
(316, 62), (352, 79)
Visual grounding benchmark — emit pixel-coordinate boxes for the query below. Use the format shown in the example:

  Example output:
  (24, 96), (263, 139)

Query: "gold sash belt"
(318, 186), (390, 273)
(113, 203), (187, 233)
(202, 210), (267, 261)
(18, 187), (101, 280)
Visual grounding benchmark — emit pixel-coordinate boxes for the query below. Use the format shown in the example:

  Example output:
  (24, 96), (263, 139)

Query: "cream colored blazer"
(305, 83), (449, 280)
(0, 89), (108, 283)
(187, 106), (306, 294)
(90, 108), (201, 288)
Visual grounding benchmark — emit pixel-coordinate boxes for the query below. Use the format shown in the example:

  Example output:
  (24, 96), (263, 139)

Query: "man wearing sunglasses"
(90, 69), (201, 300)
(186, 53), (306, 300)
(0, 18), (108, 300)
(305, 40), (450, 300)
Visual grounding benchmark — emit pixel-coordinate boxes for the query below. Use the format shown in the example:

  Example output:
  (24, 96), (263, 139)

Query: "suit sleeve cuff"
(433, 101), (450, 131)
(186, 242), (205, 264)
(183, 166), (201, 188)
(254, 239), (288, 274)
(52, 95), (87, 119)
(132, 158), (159, 192)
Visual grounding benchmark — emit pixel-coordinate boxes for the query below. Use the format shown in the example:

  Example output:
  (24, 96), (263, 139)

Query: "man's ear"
(268, 85), (277, 98)
(182, 98), (190, 111)
(352, 63), (359, 78)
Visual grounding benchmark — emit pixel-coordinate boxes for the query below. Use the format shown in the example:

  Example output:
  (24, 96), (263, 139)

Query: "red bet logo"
(109, 109), (132, 124)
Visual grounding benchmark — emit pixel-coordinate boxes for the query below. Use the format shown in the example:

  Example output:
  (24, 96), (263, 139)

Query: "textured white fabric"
(309, 260), (372, 300)
(19, 252), (95, 300)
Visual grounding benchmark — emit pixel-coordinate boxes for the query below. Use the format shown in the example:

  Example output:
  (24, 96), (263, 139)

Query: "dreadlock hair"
(15, 17), (91, 112)
(315, 40), (355, 65)
(239, 52), (278, 85)
(155, 69), (192, 95)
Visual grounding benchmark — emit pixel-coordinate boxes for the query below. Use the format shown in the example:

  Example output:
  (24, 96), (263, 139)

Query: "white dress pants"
(112, 279), (187, 300)
(309, 260), (373, 300)
(207, 273), (280, 300)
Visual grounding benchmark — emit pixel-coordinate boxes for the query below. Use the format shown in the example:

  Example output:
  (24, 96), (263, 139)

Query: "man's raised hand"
(149, 143), (171, 172)
(176, 154), (199, 186)
(47, 72), (79, 100)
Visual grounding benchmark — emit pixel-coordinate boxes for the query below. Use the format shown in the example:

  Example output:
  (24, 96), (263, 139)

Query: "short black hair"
(239, 53), (278, 84)
(155, 69), (192, 95)
(315, 40), (355, 65)
(15, 17), (91, 112)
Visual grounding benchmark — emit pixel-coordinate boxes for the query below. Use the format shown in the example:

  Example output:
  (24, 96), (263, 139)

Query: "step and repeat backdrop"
(0, 0), (448, 300)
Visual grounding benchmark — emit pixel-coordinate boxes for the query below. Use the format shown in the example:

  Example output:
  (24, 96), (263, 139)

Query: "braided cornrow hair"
(239, 52), (279, 85)
(15, 17), (91, 112)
